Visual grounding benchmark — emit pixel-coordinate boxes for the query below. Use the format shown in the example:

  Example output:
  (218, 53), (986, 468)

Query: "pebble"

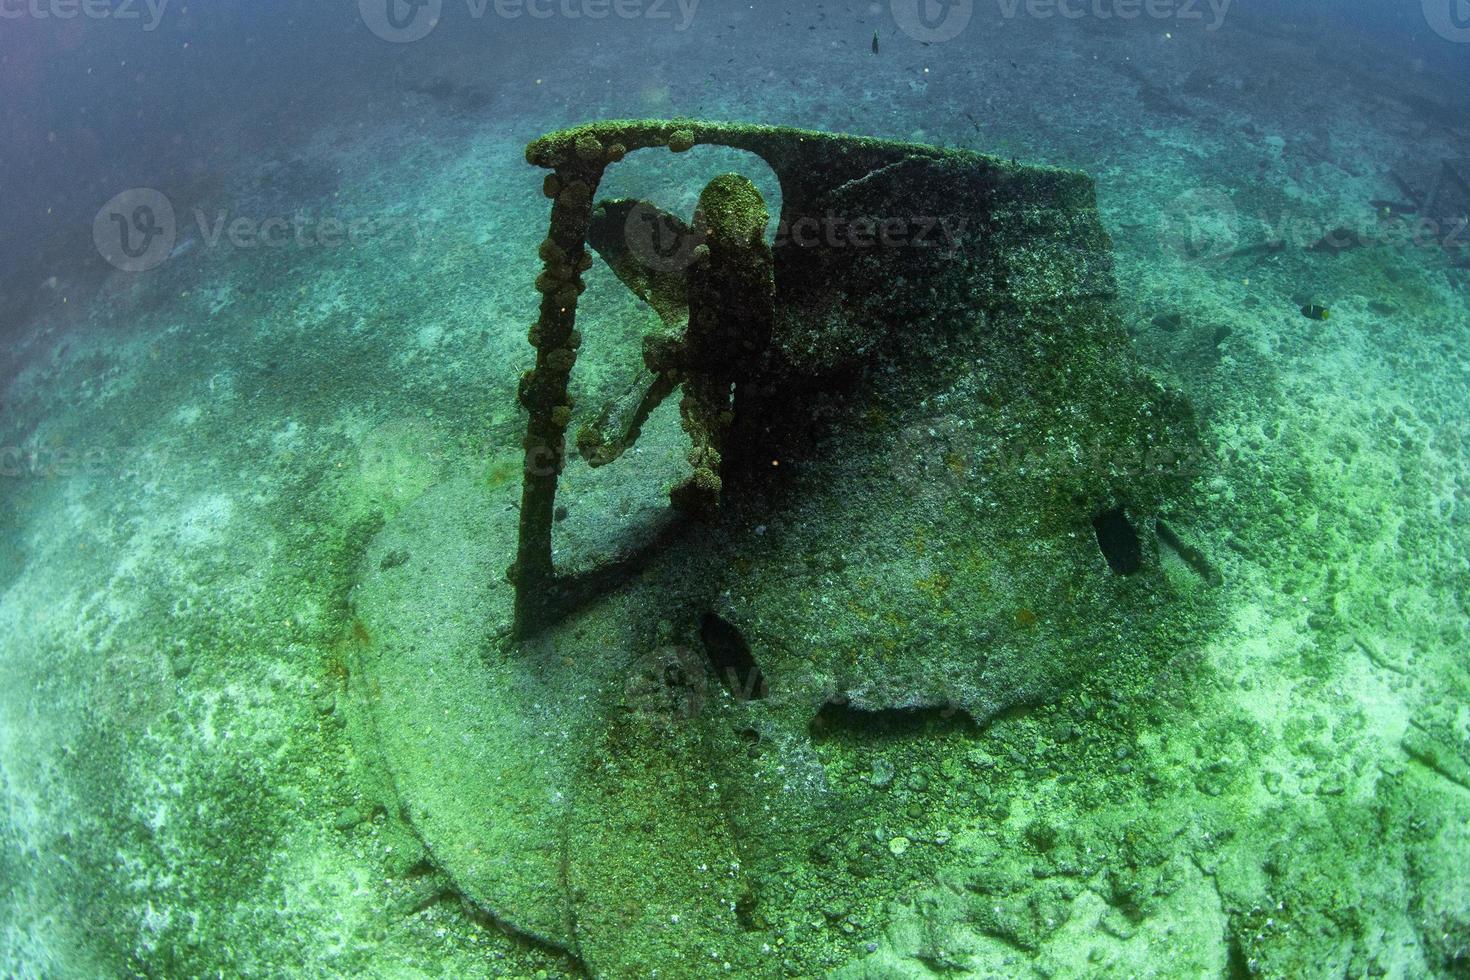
(333, 807), (365, 831)
(379, 549), (410, 571)
(869, 758), (895, 789)
(888, 836), (911, 856)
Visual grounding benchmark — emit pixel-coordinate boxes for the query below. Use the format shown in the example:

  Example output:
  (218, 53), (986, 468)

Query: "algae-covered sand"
(2, 6), (1469, 978)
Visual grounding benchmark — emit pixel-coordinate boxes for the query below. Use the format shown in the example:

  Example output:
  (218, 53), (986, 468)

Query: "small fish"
(872, 31), (879, 54)
(1300, 304), (1331, 321)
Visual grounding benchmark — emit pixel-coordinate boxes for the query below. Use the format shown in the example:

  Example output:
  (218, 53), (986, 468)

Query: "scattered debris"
(1156, 520), (1223, 586)
(1352, 635), (1406, 675)
(1402, 722), (1470, 792)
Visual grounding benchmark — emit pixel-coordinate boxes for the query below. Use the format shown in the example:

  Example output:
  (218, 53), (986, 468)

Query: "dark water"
(2, 0), (1464, 317)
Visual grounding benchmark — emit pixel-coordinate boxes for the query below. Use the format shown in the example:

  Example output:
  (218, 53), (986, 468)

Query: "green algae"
(7, 75), (1467, 977)
(511, 118), (1145, 638)
(348, 119), (1222, 977)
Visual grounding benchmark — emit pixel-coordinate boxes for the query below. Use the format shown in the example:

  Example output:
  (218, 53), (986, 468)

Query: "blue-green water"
(1, 2), (1468, 977)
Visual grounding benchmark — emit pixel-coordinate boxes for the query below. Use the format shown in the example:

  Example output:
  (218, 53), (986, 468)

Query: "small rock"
(1099, 908), (1135, 940)
(888, 836), (911, 857)
(967, 749), (996, 770)
(333, 807), (365, 831)
(869, 758), (895, 789)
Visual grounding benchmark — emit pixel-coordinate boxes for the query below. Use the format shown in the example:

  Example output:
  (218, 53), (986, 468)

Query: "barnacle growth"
(356, 119), (1214, 974)
(509, 118), (1181, 637)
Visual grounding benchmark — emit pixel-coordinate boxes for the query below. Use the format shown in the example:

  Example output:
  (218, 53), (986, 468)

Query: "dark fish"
(1300, 304), (1331, 321)
(872, 31), (879, 54)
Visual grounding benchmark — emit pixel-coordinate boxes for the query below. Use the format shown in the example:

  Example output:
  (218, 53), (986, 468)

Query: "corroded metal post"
(509, 135), (621, 636)
(508, 118), (1085, 637)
